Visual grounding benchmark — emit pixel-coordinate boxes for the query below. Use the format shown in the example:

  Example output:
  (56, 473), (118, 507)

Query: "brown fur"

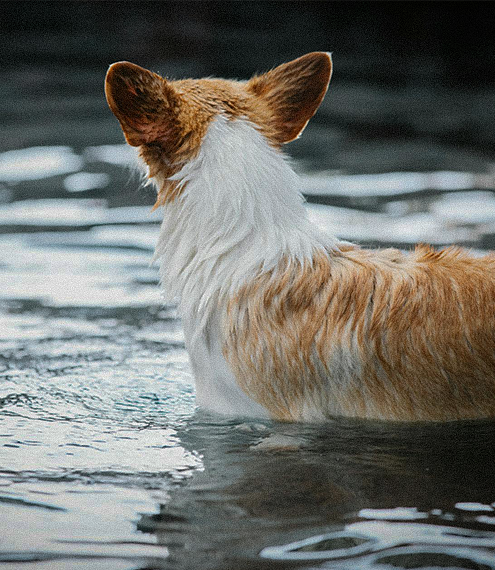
(105, 53), (332, 207)
(224, 245), (495, 421)
(246, 52), (332, 143)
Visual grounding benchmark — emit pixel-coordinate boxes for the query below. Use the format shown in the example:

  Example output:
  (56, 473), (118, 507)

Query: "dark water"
(2, 2), (495, 568)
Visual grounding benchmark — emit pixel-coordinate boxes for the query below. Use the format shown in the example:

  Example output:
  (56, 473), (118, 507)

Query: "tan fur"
(105, 53), (495, 422)
(224, 245), (495, 421)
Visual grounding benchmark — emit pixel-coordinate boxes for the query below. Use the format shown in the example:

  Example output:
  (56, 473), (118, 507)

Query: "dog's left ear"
(246, 52), (332, 144)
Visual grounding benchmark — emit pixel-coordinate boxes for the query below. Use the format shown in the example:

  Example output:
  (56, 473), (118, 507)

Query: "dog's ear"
(105, 62), (180, 147)
(246, 52), (332, 144)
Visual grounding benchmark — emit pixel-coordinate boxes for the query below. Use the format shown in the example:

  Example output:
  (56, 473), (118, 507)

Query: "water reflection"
(136, 415), (495, 569)
(0, 147), (83, 182)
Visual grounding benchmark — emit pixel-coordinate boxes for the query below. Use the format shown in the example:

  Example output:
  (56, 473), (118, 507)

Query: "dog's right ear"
(105, 62), (180, 147)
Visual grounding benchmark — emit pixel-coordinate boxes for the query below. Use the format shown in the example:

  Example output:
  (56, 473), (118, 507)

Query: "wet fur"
(105, 53), (495, 422)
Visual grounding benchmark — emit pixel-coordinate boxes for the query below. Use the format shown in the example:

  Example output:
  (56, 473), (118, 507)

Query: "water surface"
(1, 141), (495, 569)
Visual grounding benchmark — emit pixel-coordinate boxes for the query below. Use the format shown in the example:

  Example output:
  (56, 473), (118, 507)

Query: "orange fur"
(105, 54), (332, 207)
(224, 245), (495, 421)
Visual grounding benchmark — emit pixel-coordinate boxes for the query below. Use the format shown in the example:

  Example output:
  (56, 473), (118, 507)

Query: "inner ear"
(105, 61), (179, 147)
(246, 52), (332, 144)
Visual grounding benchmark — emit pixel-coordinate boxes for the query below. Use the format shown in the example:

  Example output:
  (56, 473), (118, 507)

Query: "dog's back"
(225, 244), (495, 421)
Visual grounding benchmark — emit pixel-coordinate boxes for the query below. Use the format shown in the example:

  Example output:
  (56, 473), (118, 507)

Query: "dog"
(105, 52), (495, 422)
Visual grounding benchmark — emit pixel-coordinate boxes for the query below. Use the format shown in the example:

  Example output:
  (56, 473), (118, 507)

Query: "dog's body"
(105, 53), (495, 422)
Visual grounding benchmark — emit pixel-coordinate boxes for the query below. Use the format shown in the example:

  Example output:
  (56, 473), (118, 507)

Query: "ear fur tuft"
(246, 52), (332, 143)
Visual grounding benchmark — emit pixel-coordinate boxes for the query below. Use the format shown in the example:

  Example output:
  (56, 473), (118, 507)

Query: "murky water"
(2, 3), (495, 566)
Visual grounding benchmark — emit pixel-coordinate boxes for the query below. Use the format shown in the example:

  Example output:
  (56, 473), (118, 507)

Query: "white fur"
(151, 116), (338, 416)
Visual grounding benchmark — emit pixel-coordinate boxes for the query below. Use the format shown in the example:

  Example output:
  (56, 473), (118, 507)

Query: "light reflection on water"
(0, 147), (83, 182)
(1, 144), (495, 568)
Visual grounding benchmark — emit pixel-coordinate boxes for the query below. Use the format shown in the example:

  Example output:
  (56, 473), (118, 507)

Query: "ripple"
(0, 146), (83, 182)
(358, 507), (429, 521)
(455, 502), (494, 513)
(84, 144), (138, 167)
(260, 531), (375, 561)
(367, 546), (495, 570)
(347, 520), (495, 549)
(261, 521), (495, 565)
(300, 171), (486, 198)
(0, 542), (168, 564)
(0, 494), (66, 511)
(0, 392), (35, 408)
(64, 172), (110, 193)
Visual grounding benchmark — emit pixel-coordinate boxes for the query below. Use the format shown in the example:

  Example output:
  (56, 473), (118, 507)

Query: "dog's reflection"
(137, 415), (495, 569)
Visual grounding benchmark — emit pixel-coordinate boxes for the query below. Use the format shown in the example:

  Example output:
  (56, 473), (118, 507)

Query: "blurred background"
(1, 1), (495, 206)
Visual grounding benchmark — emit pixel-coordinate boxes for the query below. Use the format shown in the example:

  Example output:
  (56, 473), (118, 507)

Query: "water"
(2, 3), (495, 567)
(1, 142), (495, 570)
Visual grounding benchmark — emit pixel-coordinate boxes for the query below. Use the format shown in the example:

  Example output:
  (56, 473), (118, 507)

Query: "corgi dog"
(105, 52), (495, 422)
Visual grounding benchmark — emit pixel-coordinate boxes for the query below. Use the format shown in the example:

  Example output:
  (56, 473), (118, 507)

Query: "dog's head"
(105, 53), (332, 204)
